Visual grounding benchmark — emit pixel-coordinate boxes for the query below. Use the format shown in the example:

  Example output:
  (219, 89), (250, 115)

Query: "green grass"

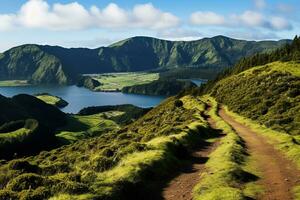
(241, 61), (300, 77)
(0, 80), (29, 87)
(193, 96), (263, 200)
(91, 72), (159, 91)
(36, 95), (61, 106)
(211, 61), (300, 135)
(0, 128), (31, 141)
(0, 95), (215, 199)
(56, 113), (121, 143)
(35, 94), (68, 108)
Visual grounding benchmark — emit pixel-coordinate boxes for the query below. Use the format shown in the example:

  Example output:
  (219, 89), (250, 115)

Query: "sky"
(0, 0), (299, 52)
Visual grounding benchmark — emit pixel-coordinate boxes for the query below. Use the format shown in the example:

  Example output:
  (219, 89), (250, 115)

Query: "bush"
(8, 160), (38, 173)
(6, 173), (48, 191)
(174, 100), (183, 107)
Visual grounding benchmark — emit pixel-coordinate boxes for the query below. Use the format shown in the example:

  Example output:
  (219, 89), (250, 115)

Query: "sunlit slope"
(211, 61), (300, 134)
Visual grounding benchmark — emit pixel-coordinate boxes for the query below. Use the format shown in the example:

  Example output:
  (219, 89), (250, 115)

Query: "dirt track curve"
(162, 115), (220, 200)
(219, 107), (300, 200)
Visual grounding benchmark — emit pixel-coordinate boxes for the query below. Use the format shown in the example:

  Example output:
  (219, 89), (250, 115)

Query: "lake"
(0, 85), (165, 113)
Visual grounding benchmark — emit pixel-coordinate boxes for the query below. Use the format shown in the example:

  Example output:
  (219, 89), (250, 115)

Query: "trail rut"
(219, 107), (300, 200)
(162, 114), (220, 200)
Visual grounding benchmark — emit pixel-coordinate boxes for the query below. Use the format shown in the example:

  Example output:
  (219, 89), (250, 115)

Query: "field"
(0, 80), (29, 87)
(56, 112), (121, 143)
(35, 94), (68, 108)
(90, 72), (159, 91)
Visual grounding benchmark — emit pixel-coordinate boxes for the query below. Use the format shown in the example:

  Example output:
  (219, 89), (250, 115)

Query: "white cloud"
(190, 10), (292, 31)
(157, 28), (202, 41)
(132, 3), (180, 29)
(0, 14), (16, 31)
(0, 0), (179, 31)
(190, 11), (225, 25)
(270, 17), (292, 30)
(232, 11), (264, 26)
(254, 0), (266, 9)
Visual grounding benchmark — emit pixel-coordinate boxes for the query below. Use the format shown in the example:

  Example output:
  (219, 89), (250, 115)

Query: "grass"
(91, 72), (159, 91)
(35, 93), (68, 108)
(211, 61), (300, 135)
(0, 95), (215, 199)
(56, 113), (120, 143)
(193, 96), (263, 200)
(0, 80), (29, 87)
(36, 95), (61, 106)
(241, 61), (300, 77)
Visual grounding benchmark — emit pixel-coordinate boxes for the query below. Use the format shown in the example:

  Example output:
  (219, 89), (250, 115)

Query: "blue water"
(190, 79), (208, 86)
(0, 86), (165, 114)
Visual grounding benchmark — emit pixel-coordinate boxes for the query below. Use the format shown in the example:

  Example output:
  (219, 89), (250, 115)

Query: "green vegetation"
(0, 94), (67, 158)
(0, 36), (288, 85)
(56, 113), (120, 144)
(35, 93), (68, 108)
(78, 104), (151, 125)
(193, 96), (262, 200)
(0, 95), (215, 199)
(210, 61), (300, 135)
(202, 35), (299, 93)
(91, 72), (159, 91)
(122, 79), (196, 96)
(0, 80), (29, 87)
(76, 76), (101, 91)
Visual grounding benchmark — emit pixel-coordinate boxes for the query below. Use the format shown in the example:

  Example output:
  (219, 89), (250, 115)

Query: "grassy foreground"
(193, 96), (262, 200)
(0, 95), (212, 199)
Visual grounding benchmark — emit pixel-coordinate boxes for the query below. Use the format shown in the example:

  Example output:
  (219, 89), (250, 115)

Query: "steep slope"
(0, 36), (289, 85)
(0, 45), (71, 85)
(210, 61), (300, 135)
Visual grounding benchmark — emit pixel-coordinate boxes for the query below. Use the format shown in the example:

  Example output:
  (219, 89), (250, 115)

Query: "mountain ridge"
(0, 36), (291, 85)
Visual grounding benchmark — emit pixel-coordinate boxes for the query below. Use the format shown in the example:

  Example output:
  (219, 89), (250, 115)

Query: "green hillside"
(122, 79), (197, 96)
(211, 61), (300, 135)
(0, 94), (67, 158)
(0, 36), (289, 85)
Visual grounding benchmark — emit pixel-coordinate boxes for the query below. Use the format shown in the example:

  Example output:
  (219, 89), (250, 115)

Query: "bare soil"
(219, 107), (300, 200)
(162, 113), (221, 200)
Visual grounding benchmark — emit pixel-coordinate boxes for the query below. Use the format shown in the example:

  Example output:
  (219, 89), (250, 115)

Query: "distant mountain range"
(0, 36), (290, 85)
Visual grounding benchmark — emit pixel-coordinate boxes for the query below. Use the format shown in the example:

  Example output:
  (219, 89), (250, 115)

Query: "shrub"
(174, 99), (183, 107)
(6, 173), (48, 191)
(8, 160), (38, 173)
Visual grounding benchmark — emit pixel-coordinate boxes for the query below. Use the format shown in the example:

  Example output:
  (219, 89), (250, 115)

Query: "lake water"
(0, 86), (165, 113)
(190, 79), (208, 86)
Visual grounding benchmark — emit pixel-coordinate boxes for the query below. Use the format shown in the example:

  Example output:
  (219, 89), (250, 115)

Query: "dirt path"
(219, 107), (300, 200)
(162, 114), (220, 200)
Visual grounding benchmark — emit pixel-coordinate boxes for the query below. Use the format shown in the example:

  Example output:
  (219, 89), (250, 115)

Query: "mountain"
(0, 36), (290, 85)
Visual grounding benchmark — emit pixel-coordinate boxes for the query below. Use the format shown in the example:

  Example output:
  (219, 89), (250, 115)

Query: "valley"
(0, 35), (299, 200)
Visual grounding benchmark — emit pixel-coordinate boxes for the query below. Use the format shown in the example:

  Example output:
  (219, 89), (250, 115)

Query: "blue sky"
(0, 0), (299, 52)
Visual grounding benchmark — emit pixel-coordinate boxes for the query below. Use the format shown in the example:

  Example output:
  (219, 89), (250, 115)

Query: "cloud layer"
(0, 0), (180, 31)
(190, 10), (292, 31)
